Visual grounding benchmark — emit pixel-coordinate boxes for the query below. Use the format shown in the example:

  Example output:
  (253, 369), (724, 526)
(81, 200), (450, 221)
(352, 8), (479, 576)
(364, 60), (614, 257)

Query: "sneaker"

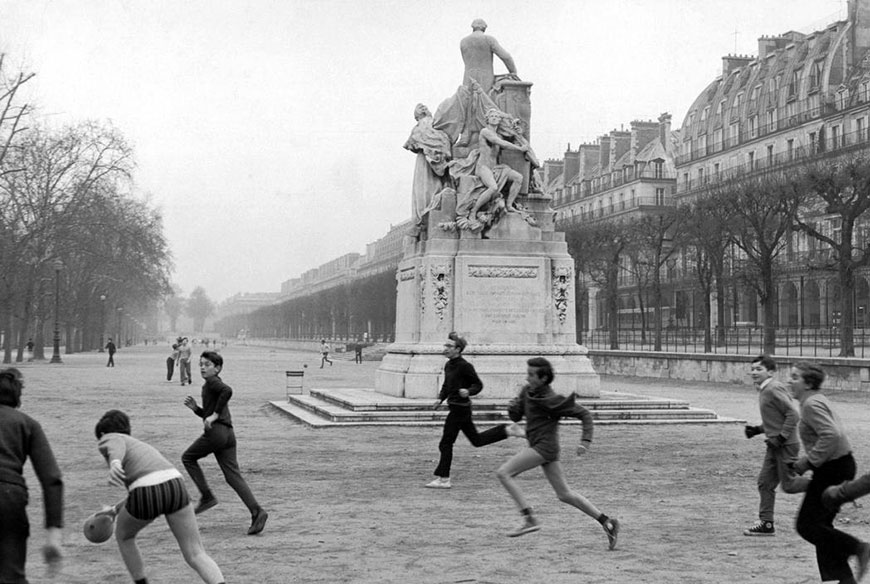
(507, 516), (540, 537)
(743, 520), (775, 536)
(425, 477), (451, 489)
(505, 423), (526, 438)
(194, 497), (218, 515)
(603, 518), (620, 550)
(247, 508), (268, 535)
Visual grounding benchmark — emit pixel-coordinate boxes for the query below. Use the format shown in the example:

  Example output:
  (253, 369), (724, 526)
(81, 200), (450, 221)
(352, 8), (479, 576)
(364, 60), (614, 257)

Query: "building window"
(748, 151), (756, 170)
(713, 128), (723, 151)
(697, 167), (705, 185)
(859, 117), (867, 142)
(861, 82), (870, 102)
(810, 62), (821, 89)
(750, 85), (760, 103)
(831, 125), (841, 149)
(630, 189), (636, 206)
(749, 116), (758, 139)
(714, 162), (720, 181)
(683, 173), (690, 189)
(734, 92), (743, 113)
(789, 70), (799, 97)
(700, 106), (709, 125)
(787, 138), (794, 160)
(715, 100), (724, 116)
(729, 122), (740, 146)
(837, 89), (849, 110)
(767, 144), (774, 166)
(809, 131), (818, 153)
(655, 188), (666, 206)
(619, 193), (625, 210)
(654, 161), (663, 178)
(766, 109), (778, 132)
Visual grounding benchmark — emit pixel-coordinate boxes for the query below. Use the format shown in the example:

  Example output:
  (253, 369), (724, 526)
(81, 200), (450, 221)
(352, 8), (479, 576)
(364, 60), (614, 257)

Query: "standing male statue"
(460, 18), (517, 93)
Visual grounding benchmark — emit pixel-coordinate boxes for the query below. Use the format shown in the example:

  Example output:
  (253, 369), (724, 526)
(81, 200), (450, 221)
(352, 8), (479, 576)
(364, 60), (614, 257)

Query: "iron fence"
(582, 326), (870, 358)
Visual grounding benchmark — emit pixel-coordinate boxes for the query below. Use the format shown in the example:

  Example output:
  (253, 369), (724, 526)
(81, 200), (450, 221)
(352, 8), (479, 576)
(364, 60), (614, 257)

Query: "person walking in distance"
(167, 343), (179, 382)
(95, 410), (226, 584)
(178, 338), (192, 386)
(181, 351), (268, 535)
(426, 332), (520, 489)
(743, 354), (809, 536)
(789, 362), (870, 584)
(105, 337), (117, 367)
(320, 340), (333, 368)
(494, 357), (619, 548)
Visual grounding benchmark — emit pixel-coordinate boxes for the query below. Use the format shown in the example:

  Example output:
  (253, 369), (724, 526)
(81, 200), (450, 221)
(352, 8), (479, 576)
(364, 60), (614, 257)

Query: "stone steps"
(269, 387), (742, 428)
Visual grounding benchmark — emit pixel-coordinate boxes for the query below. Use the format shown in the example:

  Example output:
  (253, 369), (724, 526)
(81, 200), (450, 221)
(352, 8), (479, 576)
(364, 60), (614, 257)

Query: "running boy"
(743, 354), (809, 536)
(95, 410), (225, 584)
(495, 357), (619, 549)
(182, 351), (268, 535)
(426, 332), (519, 489)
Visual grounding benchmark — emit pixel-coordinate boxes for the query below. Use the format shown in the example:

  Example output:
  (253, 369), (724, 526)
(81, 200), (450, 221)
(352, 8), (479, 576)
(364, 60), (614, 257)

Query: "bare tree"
(790, 154), (870, 356)
(186, 287), (215, 333)
(681, 198), (735, 351)
(703, 170), (799, 354)
(564, 220), (631, 349)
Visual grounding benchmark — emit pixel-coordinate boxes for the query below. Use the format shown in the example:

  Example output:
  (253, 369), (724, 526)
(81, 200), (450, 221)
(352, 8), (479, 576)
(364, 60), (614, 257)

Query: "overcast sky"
(0, 0), (839, 303)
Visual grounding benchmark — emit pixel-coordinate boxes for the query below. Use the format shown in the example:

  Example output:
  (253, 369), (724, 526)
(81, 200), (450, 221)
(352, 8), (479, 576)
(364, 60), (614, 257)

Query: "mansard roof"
(679, 19), (853, 139)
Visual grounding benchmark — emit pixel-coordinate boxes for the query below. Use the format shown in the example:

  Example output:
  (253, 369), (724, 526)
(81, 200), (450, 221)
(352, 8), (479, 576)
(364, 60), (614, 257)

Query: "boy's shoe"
(603, 518), (620, 550)
(425, 477), (451, 489)
(507, 516), (540, 537)
(505, 423), (526, 438)
(248, 508), (269, 535)
(743, 520), (775, 536)
(194, 497), (218, 514)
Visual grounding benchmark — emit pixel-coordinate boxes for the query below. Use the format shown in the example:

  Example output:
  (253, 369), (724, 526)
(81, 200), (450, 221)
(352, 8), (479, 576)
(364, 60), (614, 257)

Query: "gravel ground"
(12, 343), (870, 584)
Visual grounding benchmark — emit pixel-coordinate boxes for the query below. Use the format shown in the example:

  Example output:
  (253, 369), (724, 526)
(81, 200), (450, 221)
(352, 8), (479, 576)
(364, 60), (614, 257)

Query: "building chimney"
(598, 135), (611, 170)
(722, 54), (754, 76)
(658, 112), (672, 146)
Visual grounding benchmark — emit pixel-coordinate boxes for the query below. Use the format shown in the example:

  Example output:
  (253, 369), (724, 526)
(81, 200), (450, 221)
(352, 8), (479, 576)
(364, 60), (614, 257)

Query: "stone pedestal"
(375, 194), (600, 399)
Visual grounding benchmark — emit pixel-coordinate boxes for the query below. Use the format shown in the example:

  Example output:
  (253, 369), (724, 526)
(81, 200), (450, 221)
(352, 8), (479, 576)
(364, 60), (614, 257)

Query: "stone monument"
(375, 19), (600, 399)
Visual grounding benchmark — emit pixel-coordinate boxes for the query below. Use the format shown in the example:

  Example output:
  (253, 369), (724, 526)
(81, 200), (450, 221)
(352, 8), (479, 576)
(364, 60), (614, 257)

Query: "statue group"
(404, 19), (541, 239)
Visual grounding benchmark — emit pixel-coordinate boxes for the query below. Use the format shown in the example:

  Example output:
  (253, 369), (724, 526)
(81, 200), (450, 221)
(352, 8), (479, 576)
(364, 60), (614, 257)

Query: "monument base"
(376, 343), (600, 399)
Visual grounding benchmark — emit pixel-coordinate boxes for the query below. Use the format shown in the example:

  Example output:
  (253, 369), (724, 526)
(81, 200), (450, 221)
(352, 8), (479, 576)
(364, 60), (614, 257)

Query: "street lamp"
(50, 259), (63, 364)
(99, 295), (107, 352)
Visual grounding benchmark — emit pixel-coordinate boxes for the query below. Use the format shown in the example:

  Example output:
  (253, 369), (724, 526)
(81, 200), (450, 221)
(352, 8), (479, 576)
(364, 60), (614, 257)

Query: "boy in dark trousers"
(495, 357), (619, 548)
(426, 332), (520, 489)
(182, 351), (268, 535)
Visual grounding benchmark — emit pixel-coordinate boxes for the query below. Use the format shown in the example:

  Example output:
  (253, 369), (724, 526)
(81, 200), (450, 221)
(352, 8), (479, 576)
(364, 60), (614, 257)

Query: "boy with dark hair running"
(743, 354), (809, 536)
(182, 351), (268, 535)
(495, 357), (619, 548)
(426, 331), (521, 489)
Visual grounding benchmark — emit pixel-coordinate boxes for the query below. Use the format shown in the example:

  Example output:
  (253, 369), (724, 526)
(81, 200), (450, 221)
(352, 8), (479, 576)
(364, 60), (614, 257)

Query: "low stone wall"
(588, 350), (870, 391)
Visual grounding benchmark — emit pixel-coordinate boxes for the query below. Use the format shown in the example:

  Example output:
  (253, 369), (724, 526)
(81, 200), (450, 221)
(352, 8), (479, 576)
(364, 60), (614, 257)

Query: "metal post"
(50, 260), (63, 364)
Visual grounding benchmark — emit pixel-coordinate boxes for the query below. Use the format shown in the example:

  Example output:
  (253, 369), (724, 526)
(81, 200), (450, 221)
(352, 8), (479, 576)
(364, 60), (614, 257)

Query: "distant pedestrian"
(789, 362), (870, 583)
(426, 332), (515, 489)
(182, 351), (268, 535)
(25, 338), (34, 362)
(320, 340), (332, 368)
(167, 344), (179, 381)
(743, 354), (809, 537)
(94, 409), (226, 584)
(354, 341), (363, 364)
(105, 338), (117, 367)
(495, 357), (619, 549)
(178, 338), (192, 386)
(0, 368), (64, 582)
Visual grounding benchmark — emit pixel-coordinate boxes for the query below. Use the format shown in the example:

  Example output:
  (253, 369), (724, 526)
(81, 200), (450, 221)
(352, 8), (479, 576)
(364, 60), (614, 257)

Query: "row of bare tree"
(565, 154), (870, 357)
(0, 56), (172, 362)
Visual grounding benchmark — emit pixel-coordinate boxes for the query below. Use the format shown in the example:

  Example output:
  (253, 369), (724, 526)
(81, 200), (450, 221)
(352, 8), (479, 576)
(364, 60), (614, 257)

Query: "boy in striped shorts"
(96, 410), (225, 584)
